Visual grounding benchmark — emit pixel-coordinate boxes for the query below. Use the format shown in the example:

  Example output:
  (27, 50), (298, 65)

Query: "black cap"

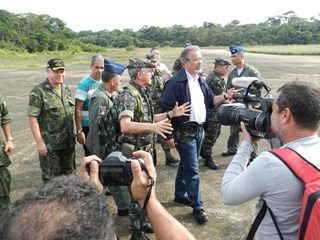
(47, 58), (66, 70)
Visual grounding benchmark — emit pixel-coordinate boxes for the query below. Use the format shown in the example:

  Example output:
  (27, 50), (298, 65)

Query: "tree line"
(0, 9), (319, 53)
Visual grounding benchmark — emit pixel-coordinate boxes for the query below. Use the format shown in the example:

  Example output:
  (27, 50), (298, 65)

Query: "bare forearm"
(146, 199), (196, 240)
(154, 111), (171, 123)
(121, 121), (153, 134)
(28, 117), (43, 143)
(2, 122), (12, 139)
(75, 100), (84, 130)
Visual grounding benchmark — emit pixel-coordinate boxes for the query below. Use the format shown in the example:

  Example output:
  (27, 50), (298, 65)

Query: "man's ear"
(281, 107), (292, 124)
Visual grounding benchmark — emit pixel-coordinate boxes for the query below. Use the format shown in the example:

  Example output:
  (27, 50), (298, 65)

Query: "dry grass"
(0, 45), (318, 69)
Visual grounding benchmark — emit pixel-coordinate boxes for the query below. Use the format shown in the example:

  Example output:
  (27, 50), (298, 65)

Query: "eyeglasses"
(189, 58), (203, 63)
(140, 70), (153, 74)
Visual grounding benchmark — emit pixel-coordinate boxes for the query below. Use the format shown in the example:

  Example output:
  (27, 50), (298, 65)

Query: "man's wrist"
(76, 129), (83, 135)
(166, 111), (171, 120)
(6, 137), (13, 142)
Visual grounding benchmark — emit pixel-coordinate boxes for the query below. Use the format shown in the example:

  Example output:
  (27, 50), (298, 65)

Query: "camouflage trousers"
(39, 147), (76, 183)
(128, 147), (152, 240)
(128, 185), (149, 240)
(0, 165), (11, 215)
(227, 125), (259, 158)
(159, 135), (171, 157)
(200, 117), (221, 157)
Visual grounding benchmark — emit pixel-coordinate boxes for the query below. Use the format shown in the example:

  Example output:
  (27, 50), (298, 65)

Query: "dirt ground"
(1, 49), (320, 240)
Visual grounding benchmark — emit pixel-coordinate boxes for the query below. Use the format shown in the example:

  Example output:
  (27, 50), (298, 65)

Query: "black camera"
(86, 152), (145, 186)
(218, 79), (275, 139)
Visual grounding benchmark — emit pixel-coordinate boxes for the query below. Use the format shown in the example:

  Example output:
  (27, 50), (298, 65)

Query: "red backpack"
(247, 147), (320, 240)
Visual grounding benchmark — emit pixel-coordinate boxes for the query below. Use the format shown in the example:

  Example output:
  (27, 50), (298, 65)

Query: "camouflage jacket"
(206, 71), (226, 117)
(27, 79), (75, 151)
(115, 82), (154, 148)
(0, 94), (12, 167)
(87, 84), (116, 157)
(148, 69), (165, 114)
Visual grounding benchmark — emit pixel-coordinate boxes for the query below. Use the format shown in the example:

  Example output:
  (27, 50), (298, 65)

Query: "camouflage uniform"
(200, 71), (226, 157)
(27, 78), (76, 183)
(86, 85), (130, 214)
(0, 95), (12, 214)
(226, 62), (261, 158)
(115, 81), (154, 239)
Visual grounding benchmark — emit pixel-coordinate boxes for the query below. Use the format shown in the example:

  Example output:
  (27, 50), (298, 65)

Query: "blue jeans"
(174, 126), (203, 210)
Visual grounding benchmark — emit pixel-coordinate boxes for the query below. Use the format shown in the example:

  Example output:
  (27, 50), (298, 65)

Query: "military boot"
(165, 150), (180, 165)
(202, 155), (219, 170)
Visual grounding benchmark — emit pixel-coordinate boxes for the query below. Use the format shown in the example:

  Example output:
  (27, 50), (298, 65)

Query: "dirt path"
(0, 49), (319, 239)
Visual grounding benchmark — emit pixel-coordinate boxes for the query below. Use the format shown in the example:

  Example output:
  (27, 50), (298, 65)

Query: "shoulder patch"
(98, 106), (106, 116)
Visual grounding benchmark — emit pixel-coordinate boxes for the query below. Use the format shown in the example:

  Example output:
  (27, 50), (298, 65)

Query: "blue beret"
(104, 59), (125, 75)
(229, 45), (244, 54)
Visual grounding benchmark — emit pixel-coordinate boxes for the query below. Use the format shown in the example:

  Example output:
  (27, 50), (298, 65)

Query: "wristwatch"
(6, 137), (14, 141)
(77, 130), (83, 135)
(223, 94), (228, 100)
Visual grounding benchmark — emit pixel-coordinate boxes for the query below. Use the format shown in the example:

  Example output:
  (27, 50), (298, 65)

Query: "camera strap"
(138, 160), (155, 225)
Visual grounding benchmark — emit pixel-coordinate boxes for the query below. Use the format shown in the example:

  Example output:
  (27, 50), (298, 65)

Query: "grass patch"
(245, 45), (320, 55)
(0, 45), (318, 69)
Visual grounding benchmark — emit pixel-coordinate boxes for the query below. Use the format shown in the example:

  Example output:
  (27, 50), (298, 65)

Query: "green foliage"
(0, 9), (320, 57)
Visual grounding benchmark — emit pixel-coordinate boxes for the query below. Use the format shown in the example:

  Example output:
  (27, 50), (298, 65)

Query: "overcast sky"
(2, 0), (319, 32)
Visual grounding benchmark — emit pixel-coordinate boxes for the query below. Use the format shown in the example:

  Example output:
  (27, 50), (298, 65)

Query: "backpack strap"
(126, 85), (144, 123)
(270, 147), (320, 184)
(125, 85), (144, 151)
(247, 201), (284, 240)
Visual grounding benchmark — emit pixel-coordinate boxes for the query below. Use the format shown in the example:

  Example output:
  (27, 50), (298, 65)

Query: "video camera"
(86, 152), (147, 186)
(218, 77), (275, 139)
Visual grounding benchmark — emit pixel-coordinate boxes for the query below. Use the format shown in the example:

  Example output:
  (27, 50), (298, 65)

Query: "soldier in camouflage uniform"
(86, 59), (131, 218)
(27, 59), (76, 183)
(146, 53), (180, 165)
(222, 45), (261, 159)
(0, 94), (14, 214)
(116, 58), (191, 240)
(200, 57), (231, 170)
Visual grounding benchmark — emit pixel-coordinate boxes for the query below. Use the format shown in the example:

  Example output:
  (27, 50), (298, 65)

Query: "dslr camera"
(86, 152), (145, 186)
(218, 78), (275, 139)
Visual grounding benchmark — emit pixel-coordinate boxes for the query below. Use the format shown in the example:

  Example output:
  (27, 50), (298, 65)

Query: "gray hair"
(0, 175), (115, 240)
(128, 68), (142, 81)
(180, 45), (200, 66)
(91, 54), (104, 65)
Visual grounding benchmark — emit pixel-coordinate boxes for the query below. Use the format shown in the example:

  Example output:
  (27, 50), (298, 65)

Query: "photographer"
(0, 153), (195, 240)
(220, 81), (320, 239)
(80, 151), (196, 240)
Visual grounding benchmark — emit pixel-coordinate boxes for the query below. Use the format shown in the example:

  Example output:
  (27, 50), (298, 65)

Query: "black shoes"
(174, 197), (191, 206)
(117, 208), (129, 216)
(166, 156), (180, 165)
(202, 156), (219, 170)
(204, 160), (219, 170)
(221, 150), (236, 157)
(142, 222), (154, 234)
(193, 209), (209, 224)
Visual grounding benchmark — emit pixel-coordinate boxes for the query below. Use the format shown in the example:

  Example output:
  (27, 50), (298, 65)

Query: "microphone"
(232, 77), (260, 88)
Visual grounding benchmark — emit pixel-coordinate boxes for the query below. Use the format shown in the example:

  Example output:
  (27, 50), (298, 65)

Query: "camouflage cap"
(214, 57), (231, 66)
(176, 121), (200, 143)
(146, 53), (157, 62)
(126, 58), (155, 69)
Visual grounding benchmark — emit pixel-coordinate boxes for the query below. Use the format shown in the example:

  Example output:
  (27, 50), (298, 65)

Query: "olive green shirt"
(87, 84), (115, 156)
